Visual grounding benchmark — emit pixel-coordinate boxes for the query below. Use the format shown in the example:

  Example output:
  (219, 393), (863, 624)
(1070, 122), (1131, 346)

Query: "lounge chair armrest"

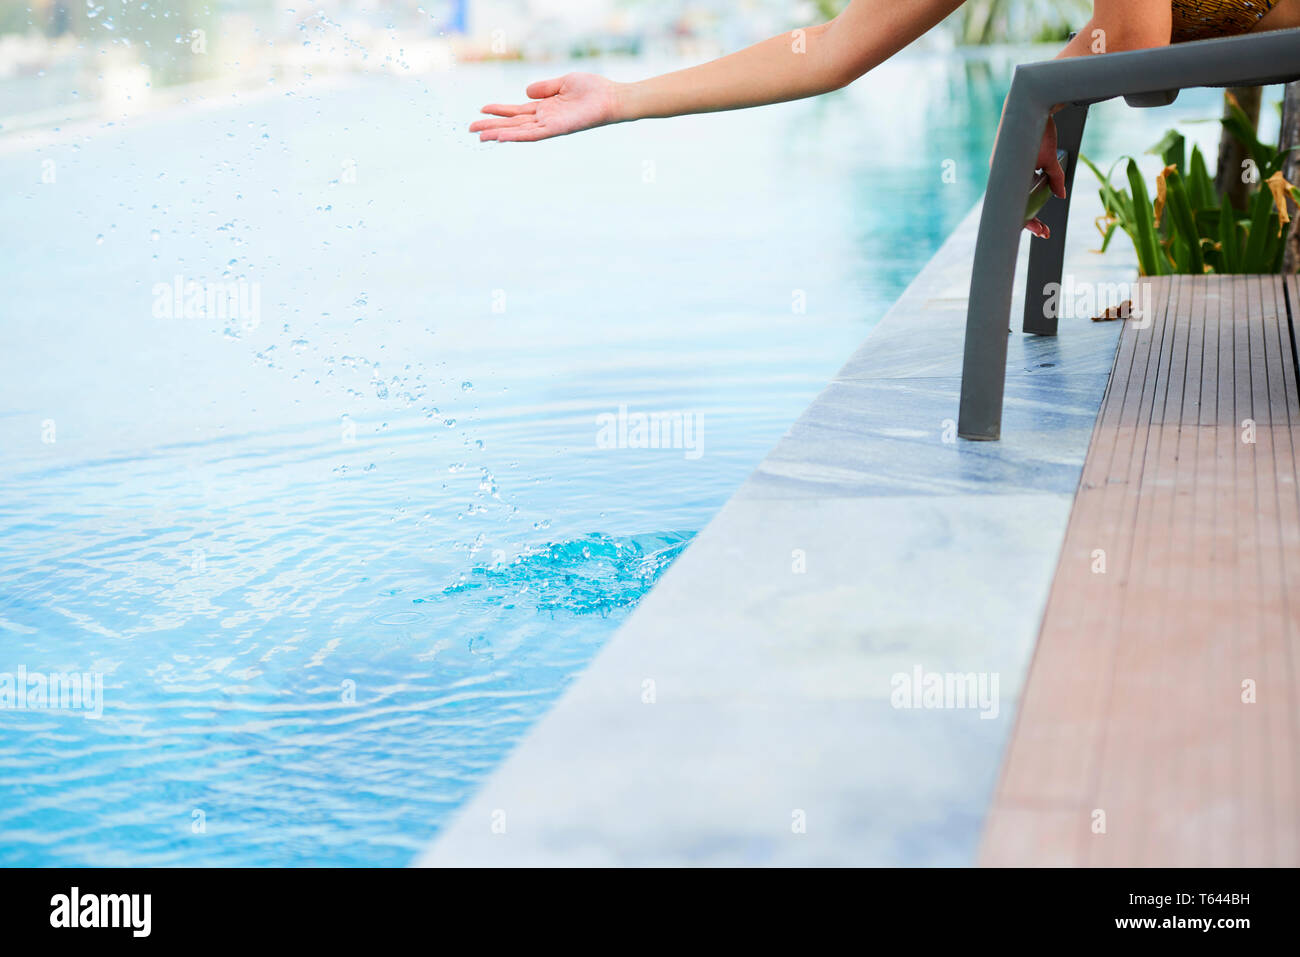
(1013, 27), (1300, 109)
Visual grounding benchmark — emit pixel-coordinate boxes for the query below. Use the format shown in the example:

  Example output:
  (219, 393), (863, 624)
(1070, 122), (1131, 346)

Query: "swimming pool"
(2, 51), (1027, 865)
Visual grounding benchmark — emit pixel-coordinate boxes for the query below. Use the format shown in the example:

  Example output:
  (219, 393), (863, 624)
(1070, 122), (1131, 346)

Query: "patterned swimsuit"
(1170, 0), (1280, 41)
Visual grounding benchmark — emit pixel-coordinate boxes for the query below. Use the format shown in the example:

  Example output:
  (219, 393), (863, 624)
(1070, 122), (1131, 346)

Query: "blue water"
(0, 49), (1205, 865)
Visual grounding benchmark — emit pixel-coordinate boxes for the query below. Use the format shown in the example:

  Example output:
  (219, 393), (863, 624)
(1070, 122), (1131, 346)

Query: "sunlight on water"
(0, 52), (1032, 864)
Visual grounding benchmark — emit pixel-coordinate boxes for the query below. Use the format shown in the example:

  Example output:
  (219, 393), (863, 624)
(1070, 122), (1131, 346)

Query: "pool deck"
(982, 274), (1300, 867)
(418, 194), (1142, 867)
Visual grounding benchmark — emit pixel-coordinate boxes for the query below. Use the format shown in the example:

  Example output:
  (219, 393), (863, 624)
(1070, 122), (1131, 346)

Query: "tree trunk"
(1216, 86), (1262, 212)
(1280, 81), (1300, 274)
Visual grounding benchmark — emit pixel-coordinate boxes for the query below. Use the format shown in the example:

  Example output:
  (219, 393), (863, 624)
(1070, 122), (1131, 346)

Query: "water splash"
(431, 532), (694, 617)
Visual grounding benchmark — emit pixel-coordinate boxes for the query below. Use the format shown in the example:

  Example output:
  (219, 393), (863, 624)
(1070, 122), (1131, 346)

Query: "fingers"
(525, 76), (564, 99)
(478, 102), (537, 118)
(1025, 218), (1051, 240)
(470, 78), (560, 137)
(481, 123), (552, 143)
(1046, 155), (1068, 199)
(469, 114), (534, 134)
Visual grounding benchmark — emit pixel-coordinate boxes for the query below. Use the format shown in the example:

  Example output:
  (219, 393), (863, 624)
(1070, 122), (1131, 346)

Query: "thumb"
(526, 76), (564, 99)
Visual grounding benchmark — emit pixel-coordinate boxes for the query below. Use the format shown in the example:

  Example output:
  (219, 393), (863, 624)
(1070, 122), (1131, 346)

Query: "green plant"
(1082, 104), (1299, 275)
(951, 0), (1090, 46)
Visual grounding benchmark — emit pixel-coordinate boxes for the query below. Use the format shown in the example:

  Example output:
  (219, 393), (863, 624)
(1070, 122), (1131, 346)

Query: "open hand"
(470, 73), (623, 143)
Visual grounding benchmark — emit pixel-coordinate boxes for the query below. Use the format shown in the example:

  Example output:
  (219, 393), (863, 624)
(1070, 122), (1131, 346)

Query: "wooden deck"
(981, 274), (1300, 867)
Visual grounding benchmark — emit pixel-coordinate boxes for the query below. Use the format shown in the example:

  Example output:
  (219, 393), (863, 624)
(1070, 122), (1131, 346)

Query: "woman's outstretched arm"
(469, 0), (966, 142)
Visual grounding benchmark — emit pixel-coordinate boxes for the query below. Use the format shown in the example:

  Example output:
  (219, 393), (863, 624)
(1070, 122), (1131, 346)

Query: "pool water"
(0, 49), (1186, 865)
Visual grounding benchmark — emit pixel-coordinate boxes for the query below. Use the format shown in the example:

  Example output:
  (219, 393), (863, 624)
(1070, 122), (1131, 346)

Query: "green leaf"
(1081, 153), (1134, 221)
(1220, 100), (1275, 174)
(1164, 169), (1204, 274)
(1098, 220), (1119, 254)
(1078, 152), (1106, 184)
(1262, 145), (1296, 181)
(1241, 186), (1275, 271)
(1148, 129), (1186, 174)
(1272, 230), (1288, 272)
(1194, 208), (1220, 236)
(1126, 159), (1166, 276)
(1216, 202), (1240, 273)
(1188, 146), (1214, 211)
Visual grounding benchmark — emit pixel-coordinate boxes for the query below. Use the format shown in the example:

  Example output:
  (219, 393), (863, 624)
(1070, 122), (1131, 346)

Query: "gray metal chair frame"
(958, 27), (1300, 441)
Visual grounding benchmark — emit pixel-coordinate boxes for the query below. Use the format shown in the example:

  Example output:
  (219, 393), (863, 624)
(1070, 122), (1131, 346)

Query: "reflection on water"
(1, 49), (1232, 865)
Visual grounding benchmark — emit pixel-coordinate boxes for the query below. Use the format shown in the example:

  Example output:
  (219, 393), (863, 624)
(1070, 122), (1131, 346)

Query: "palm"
(470, 73), (619, 143)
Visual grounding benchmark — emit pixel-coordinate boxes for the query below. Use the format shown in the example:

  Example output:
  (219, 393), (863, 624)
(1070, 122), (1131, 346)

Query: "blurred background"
(0, 0), (1093, 126)
(4, 2), (1288, 867)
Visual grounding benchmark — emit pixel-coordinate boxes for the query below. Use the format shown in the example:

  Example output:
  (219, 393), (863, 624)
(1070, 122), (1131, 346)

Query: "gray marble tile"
(742, 374), (1111, 499)
(419, 190), (1139, 868)
(836, 314), (1123, 381)
(419, 492), (1070, 867)
(840, 193), (1132, 382)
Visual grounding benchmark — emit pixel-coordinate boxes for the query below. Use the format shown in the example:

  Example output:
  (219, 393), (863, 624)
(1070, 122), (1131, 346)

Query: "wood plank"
(984, 279), (1174, 865)
(980, 274), (1300, 867)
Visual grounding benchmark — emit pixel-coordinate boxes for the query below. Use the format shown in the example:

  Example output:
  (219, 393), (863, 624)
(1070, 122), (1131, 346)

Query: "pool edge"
(416, 192), (1137, 867)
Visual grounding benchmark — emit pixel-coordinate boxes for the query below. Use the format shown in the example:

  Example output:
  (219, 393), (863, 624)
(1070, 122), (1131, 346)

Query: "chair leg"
(958, 76), (1052, 441)
(1022, 102), (1088, 336)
